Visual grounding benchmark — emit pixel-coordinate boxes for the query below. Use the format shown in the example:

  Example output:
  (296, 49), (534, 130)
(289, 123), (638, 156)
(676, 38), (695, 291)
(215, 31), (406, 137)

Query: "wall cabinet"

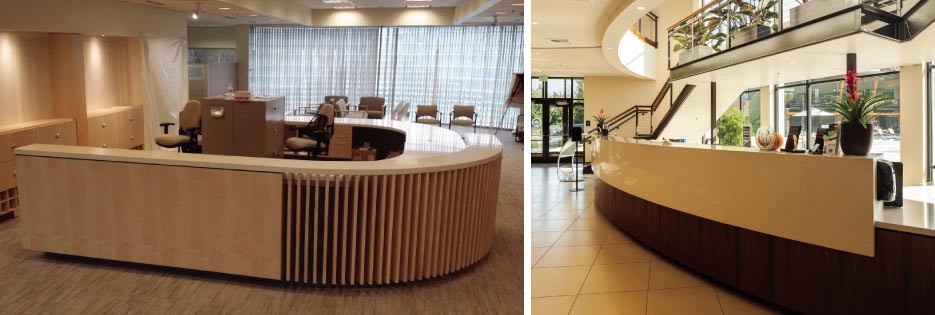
(86, 106), (143, 150)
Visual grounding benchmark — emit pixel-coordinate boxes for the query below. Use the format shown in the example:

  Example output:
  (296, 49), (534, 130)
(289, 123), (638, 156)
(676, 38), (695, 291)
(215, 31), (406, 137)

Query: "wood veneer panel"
(50, 33), (89, 146)
(595, 178), (935, 315)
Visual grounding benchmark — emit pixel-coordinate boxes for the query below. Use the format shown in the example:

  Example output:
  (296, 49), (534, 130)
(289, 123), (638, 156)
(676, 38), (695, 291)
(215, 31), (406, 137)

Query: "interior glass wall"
(249, 26), (524, 128)
(716, 89), (762, 147)
(776, 71), (901, 159)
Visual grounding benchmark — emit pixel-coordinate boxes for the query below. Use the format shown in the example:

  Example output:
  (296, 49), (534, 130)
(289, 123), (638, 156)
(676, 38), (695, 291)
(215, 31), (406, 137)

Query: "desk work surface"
(15, 119), (502, 175)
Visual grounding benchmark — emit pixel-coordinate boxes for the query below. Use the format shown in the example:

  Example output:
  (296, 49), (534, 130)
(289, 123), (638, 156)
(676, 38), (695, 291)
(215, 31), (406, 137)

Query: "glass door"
(530, 77), (585, 163)
(531, 102), (544, 158)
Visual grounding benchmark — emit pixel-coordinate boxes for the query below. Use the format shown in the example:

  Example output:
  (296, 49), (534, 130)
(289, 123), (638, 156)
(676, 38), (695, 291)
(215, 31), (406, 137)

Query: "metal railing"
(666, 0), (921, 69)
(631, 12), (659, 48)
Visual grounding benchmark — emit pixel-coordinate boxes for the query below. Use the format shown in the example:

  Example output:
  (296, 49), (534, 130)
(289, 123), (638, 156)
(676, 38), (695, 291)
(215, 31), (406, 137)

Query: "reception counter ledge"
(15, 120), (502, 286)
(593, 136), (935, 315)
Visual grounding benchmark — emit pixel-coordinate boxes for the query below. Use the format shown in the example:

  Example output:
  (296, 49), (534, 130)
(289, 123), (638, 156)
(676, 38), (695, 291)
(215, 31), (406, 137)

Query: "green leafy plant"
(716, 107), (744, 146)
(730, 0), (780, 33)
(826, 70), (893, 128)
(592, 108), (607, 126)
(670, 10), (729, 53)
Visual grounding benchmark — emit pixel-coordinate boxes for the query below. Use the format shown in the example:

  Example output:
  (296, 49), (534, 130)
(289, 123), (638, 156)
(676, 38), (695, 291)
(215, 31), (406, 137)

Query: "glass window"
(531, 102), (543, 155)
(863, 73), (900, 161)
(573, 79), (584, 99)
(809, 80), (844, 150)
(779, 85), (807, 150)
(532, 79), (543, 98)
(548, 78), (567, 98)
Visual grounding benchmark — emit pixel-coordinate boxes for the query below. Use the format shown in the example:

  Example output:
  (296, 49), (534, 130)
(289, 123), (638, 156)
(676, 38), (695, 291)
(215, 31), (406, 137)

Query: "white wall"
(188, 26), (237, 49)
(0, 0), (186, 38)
(900, 64), (927, 185)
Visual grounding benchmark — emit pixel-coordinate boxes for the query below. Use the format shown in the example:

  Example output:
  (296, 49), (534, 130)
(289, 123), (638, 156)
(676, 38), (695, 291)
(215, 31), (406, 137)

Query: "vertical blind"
(249, 25), (524, 128)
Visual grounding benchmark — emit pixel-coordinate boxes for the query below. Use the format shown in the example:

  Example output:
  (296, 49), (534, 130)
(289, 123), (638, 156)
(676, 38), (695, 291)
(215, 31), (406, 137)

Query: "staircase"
(584, 77), (696, 141)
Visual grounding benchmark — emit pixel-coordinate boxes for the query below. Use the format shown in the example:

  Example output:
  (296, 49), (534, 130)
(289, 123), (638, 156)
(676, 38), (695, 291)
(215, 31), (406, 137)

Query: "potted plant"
(790, 0), (859, 27)
(671, 12), (728, 65)
(826, 70), (893, 156)
(730, 0), (779, 47)
(593, 109), (608, 137)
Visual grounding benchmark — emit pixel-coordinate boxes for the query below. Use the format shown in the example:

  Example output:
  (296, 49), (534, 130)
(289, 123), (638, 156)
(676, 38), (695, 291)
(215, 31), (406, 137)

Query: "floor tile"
(539, 210), (583, 220)
(531, 266), (591, 298)
(567, 218), (613, 231)
(531, 231), (564, 247)
(532, 219), (575, 232)
(647, 286), (723, 315)
(580, 263), (650, 294)
(535, 245), (601, 268)
(717, 287), (785, 315)
(553, 230), (608, 247)
(594, 243), (652, 265)
(531, 247), (549, 267)
(532, 296), (577, 315)
(649, 259), (709, 290)
(569, 291), (647, 315)
(604, 228), (638, 245)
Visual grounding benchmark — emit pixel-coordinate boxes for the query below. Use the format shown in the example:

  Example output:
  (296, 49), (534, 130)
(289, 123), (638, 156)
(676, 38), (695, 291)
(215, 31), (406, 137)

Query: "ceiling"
(460, 1), (524, 25)
(300, 0), (461, 9)
(531, 0), (626, 77)
(117, 0), (286, 25)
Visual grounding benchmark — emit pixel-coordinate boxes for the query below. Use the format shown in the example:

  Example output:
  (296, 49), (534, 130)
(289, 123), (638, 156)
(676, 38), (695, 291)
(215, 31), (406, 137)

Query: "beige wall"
(0, 31), (53, 126)
(236, 25), (251, 91)
(313, 8), (455, 26)
(188, 26), (237, 49)
(900, 64), (927, 185)
(83, 36), (143, 111)
(0, 0), (186, 38)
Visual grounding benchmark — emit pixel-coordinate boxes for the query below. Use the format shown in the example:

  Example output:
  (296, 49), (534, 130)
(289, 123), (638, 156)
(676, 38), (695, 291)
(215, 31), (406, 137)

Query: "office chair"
(359, 97), (386, 119)
(156, 100), (202, 153)
(449, 105), (478, 133)
(414, 105), (441, 127)
(285, 103), (335, 159)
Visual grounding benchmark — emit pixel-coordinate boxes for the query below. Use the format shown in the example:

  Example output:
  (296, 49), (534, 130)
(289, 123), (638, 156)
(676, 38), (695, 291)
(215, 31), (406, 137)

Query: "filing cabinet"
(329, 125), (353, 159)
(202, 97), (285, 158)
(86, 106), (144, 150)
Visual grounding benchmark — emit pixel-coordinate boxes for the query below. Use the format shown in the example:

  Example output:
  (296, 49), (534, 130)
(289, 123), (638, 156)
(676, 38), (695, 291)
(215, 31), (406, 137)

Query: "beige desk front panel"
(17, 156), (283, 280)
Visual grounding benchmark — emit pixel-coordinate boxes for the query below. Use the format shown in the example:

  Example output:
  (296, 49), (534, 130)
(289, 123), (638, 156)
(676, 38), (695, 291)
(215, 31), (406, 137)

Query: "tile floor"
(530, 164), (786, 315)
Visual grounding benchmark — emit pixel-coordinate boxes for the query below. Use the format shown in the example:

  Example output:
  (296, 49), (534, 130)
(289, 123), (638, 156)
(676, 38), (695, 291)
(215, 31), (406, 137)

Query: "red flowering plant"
(828, 70), (892, 129)
(593, 108), (607, 127)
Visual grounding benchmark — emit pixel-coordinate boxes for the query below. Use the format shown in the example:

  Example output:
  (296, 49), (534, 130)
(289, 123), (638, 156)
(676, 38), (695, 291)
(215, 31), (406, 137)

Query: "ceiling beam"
(453, 0), (500, 25)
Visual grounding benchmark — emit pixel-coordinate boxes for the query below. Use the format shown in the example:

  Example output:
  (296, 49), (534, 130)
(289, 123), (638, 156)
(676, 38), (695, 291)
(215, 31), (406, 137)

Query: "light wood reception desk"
(14, 121), (502, 286)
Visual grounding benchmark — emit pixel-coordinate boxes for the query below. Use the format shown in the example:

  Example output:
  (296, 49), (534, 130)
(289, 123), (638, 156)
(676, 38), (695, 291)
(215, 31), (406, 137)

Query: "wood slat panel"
(278, 157), (501, 285)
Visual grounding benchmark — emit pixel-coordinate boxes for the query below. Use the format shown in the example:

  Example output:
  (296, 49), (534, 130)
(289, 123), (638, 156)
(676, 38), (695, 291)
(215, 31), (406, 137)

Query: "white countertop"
(15, 119), (502, 175)
(604, 135), (880, 160)
(876, 184), (935, 236)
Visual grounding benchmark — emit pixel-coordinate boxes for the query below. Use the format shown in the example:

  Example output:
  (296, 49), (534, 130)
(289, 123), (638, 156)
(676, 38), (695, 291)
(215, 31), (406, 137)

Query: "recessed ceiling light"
(219, 7), (231, 10)
(407, 5), (430, 8)
(607, 47), (613, 50)
(334, 5), (355, 9)
(532, 21), (539, 25)
(322, 0), (346, 3)
(406, 0), (432, 2)
(249, 14), (259, 16)
(495, 11), (507, 15)
(636, 6), (645, 10)
(512, 3), (523, 6)
(788, 61), (796, 64)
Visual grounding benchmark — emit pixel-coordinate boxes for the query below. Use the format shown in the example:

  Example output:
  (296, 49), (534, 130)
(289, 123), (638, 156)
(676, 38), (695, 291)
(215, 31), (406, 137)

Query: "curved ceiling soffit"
(601, 0), (668, 80)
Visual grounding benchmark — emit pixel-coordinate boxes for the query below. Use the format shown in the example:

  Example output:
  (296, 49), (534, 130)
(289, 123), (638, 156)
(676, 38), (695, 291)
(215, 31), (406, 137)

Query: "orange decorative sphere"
(771, 132), (783, 151)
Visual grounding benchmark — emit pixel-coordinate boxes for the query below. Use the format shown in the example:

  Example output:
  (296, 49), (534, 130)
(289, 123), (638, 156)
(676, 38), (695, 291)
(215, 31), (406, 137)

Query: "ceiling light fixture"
(495, 11), (507, 15)
(322, 0), (346, 3)
(407, 5), (430, 8)
(512, 3), (523, 5)
(192, 2), (201, 19)
(334, 5), (355, 9)
(532, 21), (539, 25)
(219, 7), (231, 10)
(406, 0), (432, 2)
(249, 14), (259, 16)
(636, 6), (645, 10)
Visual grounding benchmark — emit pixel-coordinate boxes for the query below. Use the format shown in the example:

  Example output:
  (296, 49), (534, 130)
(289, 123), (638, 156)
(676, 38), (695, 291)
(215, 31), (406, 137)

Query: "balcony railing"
(631, 12), (659, 48)
(666, 0), (921, 69)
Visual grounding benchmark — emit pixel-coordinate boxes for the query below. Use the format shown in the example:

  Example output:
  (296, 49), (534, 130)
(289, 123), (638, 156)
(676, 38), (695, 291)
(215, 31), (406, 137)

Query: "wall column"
(49, 33), (89, 146)
(235, 24), (250, 91)
(899, 64), (926, 185)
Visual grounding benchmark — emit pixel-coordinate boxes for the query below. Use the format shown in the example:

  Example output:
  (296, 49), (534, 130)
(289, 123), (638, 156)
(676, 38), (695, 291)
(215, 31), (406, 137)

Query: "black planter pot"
(840, 122), (873, 156)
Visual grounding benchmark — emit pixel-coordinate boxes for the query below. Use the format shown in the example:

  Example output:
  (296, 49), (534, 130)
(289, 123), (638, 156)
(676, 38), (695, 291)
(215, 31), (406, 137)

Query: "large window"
(776, 71), (900, 159)
(716, 89), (761, 147)
(250, 26), (524, 128)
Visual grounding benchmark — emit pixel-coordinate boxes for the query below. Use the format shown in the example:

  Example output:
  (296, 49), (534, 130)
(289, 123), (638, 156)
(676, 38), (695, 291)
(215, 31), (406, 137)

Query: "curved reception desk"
(593, 136), (935, 315)
(14, 119), (502, 286)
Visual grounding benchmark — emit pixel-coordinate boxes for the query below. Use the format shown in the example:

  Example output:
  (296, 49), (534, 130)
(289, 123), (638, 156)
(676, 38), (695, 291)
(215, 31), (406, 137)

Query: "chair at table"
(359, 97), (386, 119)
(449, 105), (478, 133)
(285, 103), (335, 159)
(156, 100), (202, 153)
(414, 105), (441, 126)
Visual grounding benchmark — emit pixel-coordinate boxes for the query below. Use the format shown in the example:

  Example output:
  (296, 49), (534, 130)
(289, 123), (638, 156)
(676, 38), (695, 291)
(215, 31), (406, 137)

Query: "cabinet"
(0, 118), (77, 217)
(329, 125), (353, 159)
(202, 97), (285, 158)
(86, 106), (144, 150)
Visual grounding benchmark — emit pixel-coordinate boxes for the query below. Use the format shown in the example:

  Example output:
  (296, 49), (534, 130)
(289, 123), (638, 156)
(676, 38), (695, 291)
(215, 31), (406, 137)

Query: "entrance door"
(531, 99), (584, 163)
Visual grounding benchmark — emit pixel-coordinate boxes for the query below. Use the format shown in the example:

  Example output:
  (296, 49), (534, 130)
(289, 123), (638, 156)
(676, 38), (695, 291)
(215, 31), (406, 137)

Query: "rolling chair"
(414, 105), (441, 127)
(359, 97), (386, 119)
(156, 100), (202, 153)
(285, 103), (335, 159)
(449, 105), (478, 133)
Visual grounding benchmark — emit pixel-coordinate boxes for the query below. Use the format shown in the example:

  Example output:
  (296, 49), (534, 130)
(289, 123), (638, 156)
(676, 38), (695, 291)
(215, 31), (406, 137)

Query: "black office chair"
(156, 100), (202, 153)
(285, 103), (335, 159)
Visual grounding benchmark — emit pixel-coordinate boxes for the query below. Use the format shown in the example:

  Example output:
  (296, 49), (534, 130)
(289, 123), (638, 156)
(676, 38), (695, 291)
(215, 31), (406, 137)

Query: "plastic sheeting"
(141, 33), (187, 150)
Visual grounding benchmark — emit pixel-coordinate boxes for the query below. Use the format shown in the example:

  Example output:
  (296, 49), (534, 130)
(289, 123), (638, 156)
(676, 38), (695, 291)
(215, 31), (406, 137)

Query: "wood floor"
(0, 130), (523, 314)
